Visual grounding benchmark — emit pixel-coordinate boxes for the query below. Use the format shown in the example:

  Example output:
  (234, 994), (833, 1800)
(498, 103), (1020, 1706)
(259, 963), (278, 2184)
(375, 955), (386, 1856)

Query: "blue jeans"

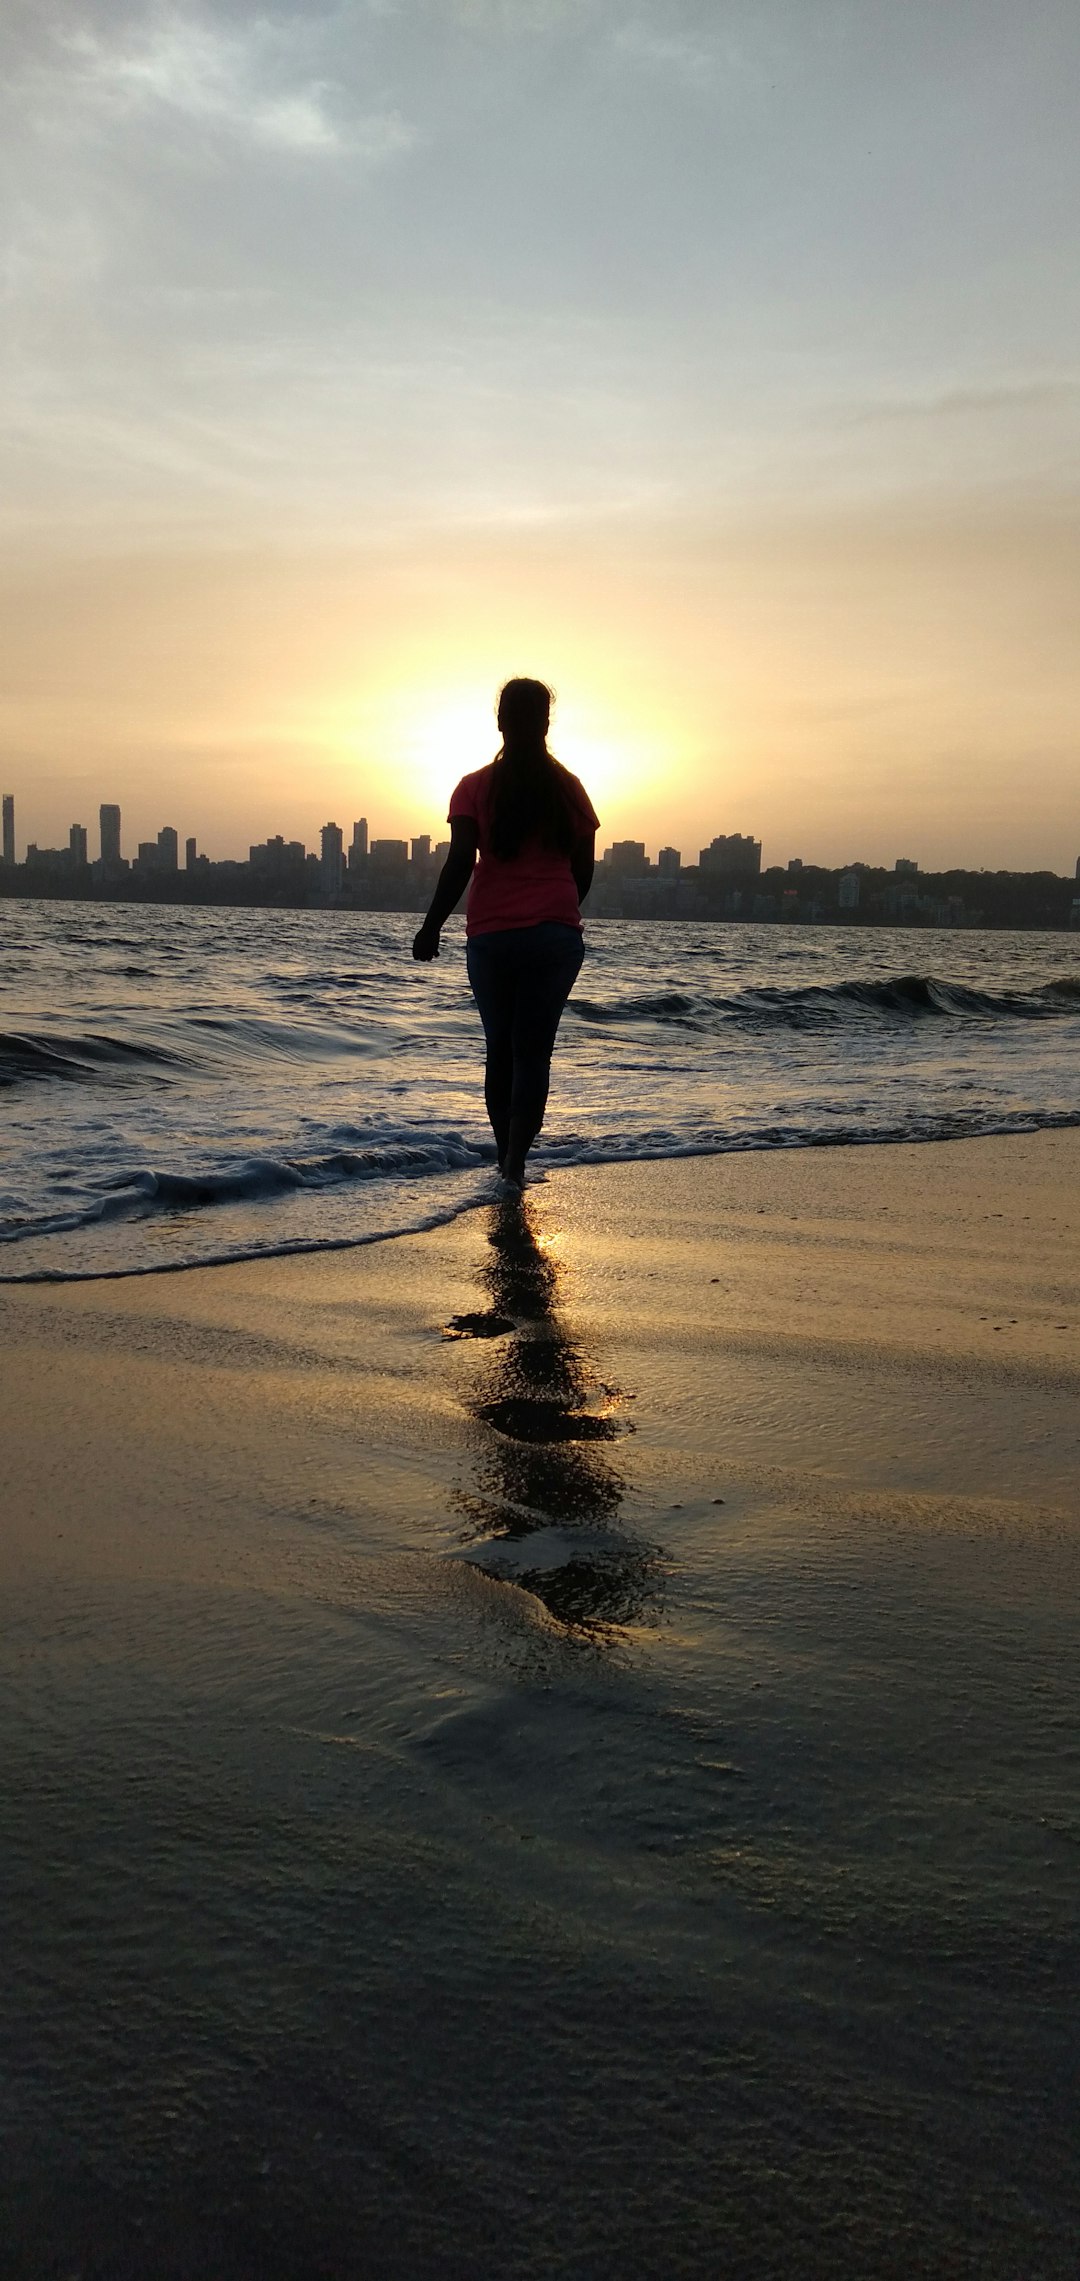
(465, 922), (585, 1159)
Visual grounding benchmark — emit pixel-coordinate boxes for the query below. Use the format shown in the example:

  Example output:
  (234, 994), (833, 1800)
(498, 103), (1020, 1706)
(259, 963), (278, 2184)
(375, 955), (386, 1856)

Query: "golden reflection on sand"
(445, 1198), (663, 1634)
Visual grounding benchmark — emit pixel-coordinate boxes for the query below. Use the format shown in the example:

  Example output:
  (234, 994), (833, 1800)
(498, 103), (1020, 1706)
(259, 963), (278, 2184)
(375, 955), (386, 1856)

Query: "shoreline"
(4, 1111), (1080, 1288)
(3, 881), (1078, 928)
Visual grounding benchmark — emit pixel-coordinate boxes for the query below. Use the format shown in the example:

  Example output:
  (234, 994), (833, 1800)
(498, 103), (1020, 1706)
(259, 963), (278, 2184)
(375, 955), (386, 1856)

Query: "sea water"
(1, 898), (1078, 1278)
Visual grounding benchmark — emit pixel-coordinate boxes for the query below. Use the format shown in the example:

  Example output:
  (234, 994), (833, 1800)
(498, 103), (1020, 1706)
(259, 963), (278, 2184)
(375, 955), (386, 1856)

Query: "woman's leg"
(503, 926), (585, 1182)
(465, 934), (517, 1165)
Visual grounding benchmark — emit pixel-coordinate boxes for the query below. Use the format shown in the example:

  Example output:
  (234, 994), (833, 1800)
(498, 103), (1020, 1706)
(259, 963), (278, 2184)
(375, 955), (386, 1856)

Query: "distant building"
(894, 857), (919, 876)
(411, 835), (431, 863)
(185, 837), (198, 870)
(787, 857), (803, 872)
(136, 840), (160, 874)
(69, 823), (88, 867)
(349, 818), (369, 872)
(838, 870), (861, 911)
(158, 826), (178, 872)
(250, 834), (306, 883)
(657, 846), (681, 876)
(320, 822), (345, 897)
(699, 833), (762, 877)
(100, 804), (122, 866)
(2, 794), (15, 866)
(370, 839), (409, 868)
(602, 840), (648, 877)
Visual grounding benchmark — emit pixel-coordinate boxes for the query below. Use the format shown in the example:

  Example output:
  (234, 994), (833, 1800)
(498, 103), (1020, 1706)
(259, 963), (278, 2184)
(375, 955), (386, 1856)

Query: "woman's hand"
(412, 820), (477, 959)
(412, 920), (441, 962)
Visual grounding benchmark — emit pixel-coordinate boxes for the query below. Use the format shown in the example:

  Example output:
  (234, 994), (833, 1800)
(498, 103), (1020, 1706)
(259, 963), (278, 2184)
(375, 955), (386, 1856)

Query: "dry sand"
(2, 1131), (1078, 2278)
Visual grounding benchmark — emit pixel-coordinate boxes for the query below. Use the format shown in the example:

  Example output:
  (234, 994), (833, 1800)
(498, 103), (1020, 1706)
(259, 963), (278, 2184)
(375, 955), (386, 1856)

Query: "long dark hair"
(488, 677), (576, 860)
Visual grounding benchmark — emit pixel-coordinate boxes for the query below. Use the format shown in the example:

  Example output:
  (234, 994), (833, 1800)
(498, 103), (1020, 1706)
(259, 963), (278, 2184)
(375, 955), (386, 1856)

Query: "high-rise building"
(69, 823), (88, 866)
(320, 822), (345, 896)
(411, 835), (431, 863)
(351, 817), (369, 860)
(250, 835), (305, 881)
(2, 794), (13, 866)
(602, 840), (648, 877)
(158, 826), (178, 872)
(185, 837), (198, 870)
(699, 833), (762, 877)
(657, 846), (681, 876)
(100, 804), (122, 865)
(894, 857), (919, 877)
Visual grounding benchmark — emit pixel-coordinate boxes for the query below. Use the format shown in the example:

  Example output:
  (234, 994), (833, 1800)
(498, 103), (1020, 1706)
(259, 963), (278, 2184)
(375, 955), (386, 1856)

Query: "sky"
(2, 0), (1079, 871)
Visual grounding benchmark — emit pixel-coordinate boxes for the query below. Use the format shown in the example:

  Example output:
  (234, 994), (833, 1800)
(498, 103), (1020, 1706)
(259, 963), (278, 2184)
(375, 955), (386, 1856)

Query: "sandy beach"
(2, 1130), (1079, 2278)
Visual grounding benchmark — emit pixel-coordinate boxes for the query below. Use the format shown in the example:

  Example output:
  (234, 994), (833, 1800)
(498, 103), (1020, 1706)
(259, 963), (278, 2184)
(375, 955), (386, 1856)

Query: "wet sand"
(2, 1131), (1079, 2278)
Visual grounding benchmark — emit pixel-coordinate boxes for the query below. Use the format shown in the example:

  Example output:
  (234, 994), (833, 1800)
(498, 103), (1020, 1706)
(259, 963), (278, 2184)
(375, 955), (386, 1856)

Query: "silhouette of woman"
(412, 679), (598, 1190)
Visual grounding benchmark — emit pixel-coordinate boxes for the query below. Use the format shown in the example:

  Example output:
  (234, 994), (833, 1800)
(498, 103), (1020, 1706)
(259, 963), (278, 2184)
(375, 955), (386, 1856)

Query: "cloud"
(846, 377), (1080, 426)
(36, 8), (414, 162)
(611, 20), (720, 88)
(609, 8), (788, 95)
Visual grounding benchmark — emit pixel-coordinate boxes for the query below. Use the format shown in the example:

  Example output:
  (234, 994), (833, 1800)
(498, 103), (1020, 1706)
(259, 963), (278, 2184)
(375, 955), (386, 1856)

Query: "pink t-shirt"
(448, 762), (599, 938)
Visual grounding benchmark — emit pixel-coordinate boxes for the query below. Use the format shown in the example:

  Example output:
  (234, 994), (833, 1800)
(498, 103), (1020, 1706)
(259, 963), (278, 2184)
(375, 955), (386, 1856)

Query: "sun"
(398, 686), (655, 829)
(330, 669), (663, 845)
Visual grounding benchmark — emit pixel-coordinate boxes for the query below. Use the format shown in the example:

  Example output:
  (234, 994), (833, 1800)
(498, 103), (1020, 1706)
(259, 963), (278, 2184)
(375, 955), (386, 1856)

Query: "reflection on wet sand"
(444, 1199), (663, 1633)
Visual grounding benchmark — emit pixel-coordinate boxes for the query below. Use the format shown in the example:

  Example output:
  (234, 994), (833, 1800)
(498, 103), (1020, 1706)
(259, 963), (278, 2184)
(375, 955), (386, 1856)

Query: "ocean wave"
(0, 1029), (186, 1083)
(188, 1012), (384, 1063)
(570, 974), (1080, 1032)
(8, 971), (1076, 1094)
(2, 1105), (1078, 1283)
(0, 1011), (390, 1086)
(0, 1132), (491, 1247)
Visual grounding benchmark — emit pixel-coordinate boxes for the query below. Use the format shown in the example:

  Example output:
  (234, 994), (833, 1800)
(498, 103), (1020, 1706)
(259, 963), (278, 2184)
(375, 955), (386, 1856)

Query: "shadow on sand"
(443, 1197), (663, 1634)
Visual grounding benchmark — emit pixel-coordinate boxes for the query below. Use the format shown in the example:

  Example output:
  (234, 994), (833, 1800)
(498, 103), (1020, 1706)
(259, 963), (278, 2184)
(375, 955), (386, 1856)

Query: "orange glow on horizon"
(331, 670), (670, 843)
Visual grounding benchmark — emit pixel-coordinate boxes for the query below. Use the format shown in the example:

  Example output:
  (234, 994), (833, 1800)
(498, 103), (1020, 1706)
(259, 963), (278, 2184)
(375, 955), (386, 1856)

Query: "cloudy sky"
(2, 0), (1078, 867)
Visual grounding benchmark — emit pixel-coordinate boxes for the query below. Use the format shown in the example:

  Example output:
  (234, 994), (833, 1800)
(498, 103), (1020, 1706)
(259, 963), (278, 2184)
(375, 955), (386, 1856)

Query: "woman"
(412, 678), (598, 1190)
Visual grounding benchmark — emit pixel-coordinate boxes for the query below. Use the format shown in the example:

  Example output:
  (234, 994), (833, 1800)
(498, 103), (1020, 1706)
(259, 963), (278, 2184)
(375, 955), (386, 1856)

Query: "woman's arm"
(412, 817), (478, 960)
(570, 832), (595, 906)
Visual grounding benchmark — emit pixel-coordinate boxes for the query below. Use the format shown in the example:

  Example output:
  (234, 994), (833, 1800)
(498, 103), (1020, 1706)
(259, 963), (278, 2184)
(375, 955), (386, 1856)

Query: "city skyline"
(1, 4), (1079, 873)
(4, 794), (771, 877)
(2, 789), (1077, 901)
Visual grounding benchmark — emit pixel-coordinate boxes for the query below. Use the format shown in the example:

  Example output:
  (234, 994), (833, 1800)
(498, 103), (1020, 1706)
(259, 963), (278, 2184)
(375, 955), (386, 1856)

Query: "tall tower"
(320, 822), (344, 897)
(70, 823), (88, 866)
(2, 794), (13, 866)
(185, 836), (198, 870)
(157, 826), (178, 871)
(100, 803), (122, 865)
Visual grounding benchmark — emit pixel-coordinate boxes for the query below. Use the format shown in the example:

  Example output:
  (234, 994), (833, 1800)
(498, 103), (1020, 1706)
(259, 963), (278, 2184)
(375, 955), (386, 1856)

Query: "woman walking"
(412, 678), (598, 1190)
